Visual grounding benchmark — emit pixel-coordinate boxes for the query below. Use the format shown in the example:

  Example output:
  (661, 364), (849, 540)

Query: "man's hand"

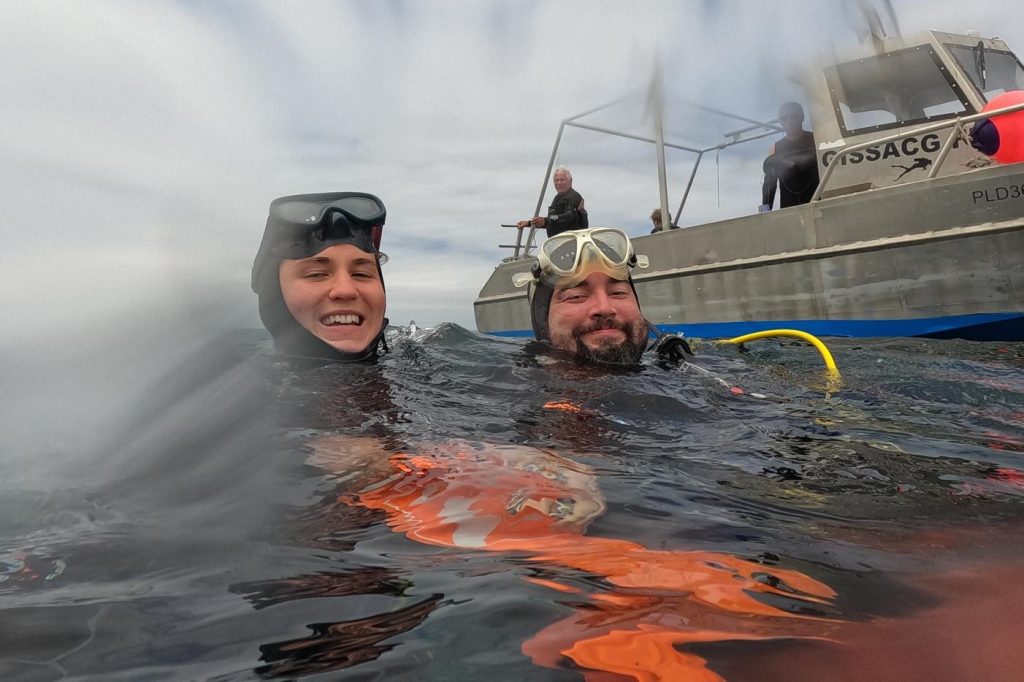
(517, 217), (546, 228)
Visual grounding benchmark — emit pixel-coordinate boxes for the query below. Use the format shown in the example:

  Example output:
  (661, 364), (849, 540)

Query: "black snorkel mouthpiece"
(649, 325), (694, 362)
(252, 191), (390, 363)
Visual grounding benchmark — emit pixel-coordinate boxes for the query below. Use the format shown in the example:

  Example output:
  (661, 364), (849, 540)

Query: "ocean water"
(2, 324), (1023, 681)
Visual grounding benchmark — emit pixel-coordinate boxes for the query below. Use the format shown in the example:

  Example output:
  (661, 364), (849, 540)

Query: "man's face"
(547, 273), (648, 365)
(552, 170), (572, 194)
(278, 243), (386, 353)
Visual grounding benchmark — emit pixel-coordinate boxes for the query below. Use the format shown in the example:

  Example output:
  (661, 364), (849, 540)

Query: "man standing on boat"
(518, 167), (588, 238)
(649, 208), (679, 233)
(760, 102), (820, 211)
(520, 228), (690, 366)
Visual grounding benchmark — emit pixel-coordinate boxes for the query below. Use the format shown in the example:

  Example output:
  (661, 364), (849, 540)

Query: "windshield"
(826, 46), (971, 135)
(945, 43), (1024, 101)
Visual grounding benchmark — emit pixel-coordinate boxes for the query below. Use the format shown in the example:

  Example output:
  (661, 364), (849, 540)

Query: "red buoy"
(972, 90), (1024, 164)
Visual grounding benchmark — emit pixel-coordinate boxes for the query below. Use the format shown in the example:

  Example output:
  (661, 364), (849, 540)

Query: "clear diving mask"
(513, 228), (649, 289)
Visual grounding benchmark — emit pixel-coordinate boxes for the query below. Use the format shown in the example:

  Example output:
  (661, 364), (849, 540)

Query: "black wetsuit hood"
(252, 192), (389, 363)
(254, 259), (388, 363)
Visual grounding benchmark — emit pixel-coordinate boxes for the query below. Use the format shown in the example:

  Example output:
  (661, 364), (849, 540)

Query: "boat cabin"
(808, 31), (1024, 199)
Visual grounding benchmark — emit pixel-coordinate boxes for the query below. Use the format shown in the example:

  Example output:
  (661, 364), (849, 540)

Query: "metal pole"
(534, 121), (566, 219)
(564, 122), (702, 153)
(518, 121), (567, 258)
(523, 225), (539, 256)
(675, 151), (703, 224)
(927, 122), (965, 179)
(652, 62), (671, 232)
(724, 119), (784, 138)
(511, 224), (526, 260)
(685, 101), (786, 130)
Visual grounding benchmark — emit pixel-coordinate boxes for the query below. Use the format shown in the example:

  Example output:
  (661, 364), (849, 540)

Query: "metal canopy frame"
(507, 94), (785, 259)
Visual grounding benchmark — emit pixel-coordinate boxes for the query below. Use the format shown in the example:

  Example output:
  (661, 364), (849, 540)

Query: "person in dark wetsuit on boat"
(251, 192), (390, 362)
(760, 102), (820, 211)
(518, 167), (588, 238)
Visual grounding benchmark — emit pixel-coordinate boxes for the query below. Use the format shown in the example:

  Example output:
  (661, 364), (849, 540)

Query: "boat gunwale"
(632, 217), (1024, 282)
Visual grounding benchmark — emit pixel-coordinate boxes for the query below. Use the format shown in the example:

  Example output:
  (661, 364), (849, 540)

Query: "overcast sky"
(2, 0), (1021, 337)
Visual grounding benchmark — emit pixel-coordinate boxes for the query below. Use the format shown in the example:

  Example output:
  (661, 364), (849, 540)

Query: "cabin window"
(826, 46), (971, 136)
(945, 44), (1024, 101)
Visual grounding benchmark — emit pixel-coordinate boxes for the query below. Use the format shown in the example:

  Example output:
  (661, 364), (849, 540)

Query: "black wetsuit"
(545, 189), (587, 238)
(762, 131), (819, 209)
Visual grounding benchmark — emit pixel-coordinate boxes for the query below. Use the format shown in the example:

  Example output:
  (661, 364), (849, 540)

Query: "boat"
(474, 30), (1024, 341)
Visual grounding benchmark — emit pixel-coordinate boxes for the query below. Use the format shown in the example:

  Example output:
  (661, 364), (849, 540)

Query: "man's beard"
(569, 317), (647, 366)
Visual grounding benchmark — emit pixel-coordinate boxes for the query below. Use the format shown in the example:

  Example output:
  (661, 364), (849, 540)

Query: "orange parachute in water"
(333, 441), (838, 681)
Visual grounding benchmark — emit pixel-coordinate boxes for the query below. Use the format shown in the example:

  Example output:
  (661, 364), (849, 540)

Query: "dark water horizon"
(2, 322), (1023, 681)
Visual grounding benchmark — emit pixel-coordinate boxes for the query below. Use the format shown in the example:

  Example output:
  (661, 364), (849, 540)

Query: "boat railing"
(498, 223), (530, 262)
(811, 100), (1024, 202)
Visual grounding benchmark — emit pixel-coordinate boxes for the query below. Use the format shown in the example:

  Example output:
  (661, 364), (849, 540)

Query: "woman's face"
(278, 243), (386, 353)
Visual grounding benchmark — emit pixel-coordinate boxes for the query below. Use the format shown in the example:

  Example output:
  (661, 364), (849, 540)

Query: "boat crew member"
(649, 207), (679, 233)
(760, 102), (820, 211)
(521, 228), (691, 366)
(517, 167), (588, 238)
(251, 192), (390, 362)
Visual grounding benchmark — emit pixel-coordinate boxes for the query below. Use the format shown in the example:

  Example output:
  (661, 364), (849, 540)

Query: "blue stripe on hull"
(489, 329), (536, 338)
(485, 313), (1024, 341)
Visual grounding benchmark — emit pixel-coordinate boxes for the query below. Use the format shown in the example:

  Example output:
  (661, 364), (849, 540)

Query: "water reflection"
(253, 594), (443, 678)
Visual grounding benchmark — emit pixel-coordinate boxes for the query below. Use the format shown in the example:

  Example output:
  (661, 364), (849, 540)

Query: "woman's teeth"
(323, 314), (360, 326)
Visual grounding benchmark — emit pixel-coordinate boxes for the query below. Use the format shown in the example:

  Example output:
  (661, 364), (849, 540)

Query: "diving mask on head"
(513, 228), (649, 290)
(252, 192), (387, 292)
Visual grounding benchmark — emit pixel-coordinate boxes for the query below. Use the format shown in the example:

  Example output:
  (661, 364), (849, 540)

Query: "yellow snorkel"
(717, 329), (843, 392)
